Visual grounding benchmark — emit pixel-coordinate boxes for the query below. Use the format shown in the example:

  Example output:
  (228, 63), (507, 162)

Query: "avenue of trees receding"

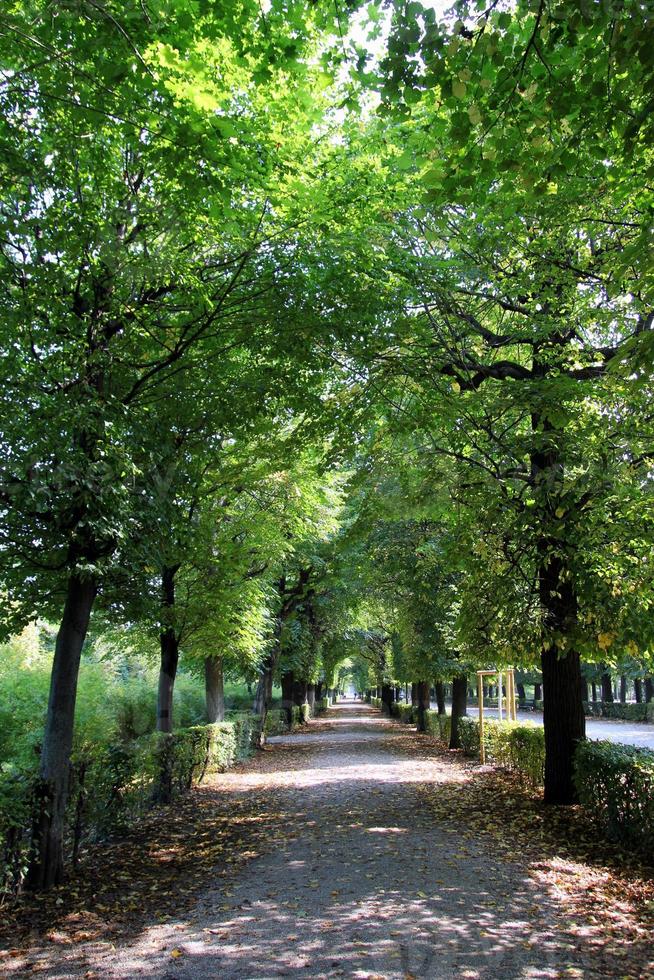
(1, 0), (653, 891)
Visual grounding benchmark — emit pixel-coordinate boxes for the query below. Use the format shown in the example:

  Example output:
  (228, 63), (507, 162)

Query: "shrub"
(425, 710), (451, 744)
(0, 719), (256, 897)
(582, 701), (652, 722)
(371, 697), (382, 710)
(574, 740), (654, 855)
(264, 708), (290, 735)
(451, 717), (546, 786)
(314, 698), (329, 715)
(393, 703), (415, 724)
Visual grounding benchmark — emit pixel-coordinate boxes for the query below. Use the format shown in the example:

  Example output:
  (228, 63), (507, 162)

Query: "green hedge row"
(575, 740), (654, 852)
(370, 697), (382, 710)
(0, 716), (258, 896)
(314, 698), (329, 715)
(373, 698), (653, 854)
(583, 701), (654, 722)
(390, 702), (414, 723)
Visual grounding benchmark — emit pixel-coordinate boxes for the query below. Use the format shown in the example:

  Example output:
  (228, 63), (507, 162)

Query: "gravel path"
(3, 702), (652, 979)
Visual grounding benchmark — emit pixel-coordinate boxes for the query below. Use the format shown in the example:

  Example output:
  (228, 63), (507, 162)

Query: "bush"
(393, 703), (415, 724)
(314, 698), (329, 715)
(264, 708), (291, 735)
(371, 697), (382, 710)
(582, 701), (653, 722)
(574, 740), (654, 855)
(425, 710), (451, 744)
(0, 718), (257, 897)
(451, 717), (546, 786)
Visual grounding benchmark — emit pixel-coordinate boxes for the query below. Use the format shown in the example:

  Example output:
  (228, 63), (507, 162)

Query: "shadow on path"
(2, 701), (652, 979)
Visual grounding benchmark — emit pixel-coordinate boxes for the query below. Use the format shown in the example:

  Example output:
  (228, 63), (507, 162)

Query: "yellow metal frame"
(476, 668), (517, 763)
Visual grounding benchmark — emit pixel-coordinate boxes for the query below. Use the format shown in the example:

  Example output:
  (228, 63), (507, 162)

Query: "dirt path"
(2, 702), (653, 979)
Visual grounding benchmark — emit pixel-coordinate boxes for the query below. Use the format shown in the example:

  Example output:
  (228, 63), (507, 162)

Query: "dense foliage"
(0, 0), (653, 889)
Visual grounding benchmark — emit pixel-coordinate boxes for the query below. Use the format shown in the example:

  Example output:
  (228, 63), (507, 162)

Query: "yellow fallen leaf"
(171, 949), (183, 959)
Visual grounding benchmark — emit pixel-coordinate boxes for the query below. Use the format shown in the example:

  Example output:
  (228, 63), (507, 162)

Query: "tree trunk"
(619, 675), (627, 704)
(315, 680), (324, 702)
(534, 682), (542, 701)
(281, 671), (295, 725)
(156, 629), (178, 733)
(416, 681), (430, 732)
(634, 678), (643, 703)
(381, 683), (393, 714)
(645, 677), (653, 703)
(435, 681), (446, 715)
(307, 683), (316, 712)
(157, 566), (180, 734)
(449, 674), (468, 749)
(411, 682), (418, 706)
(601, 669), (613, 702)
(27, 573), (96, 890)
(205, 656), (224, 723)
(517, 682), (526, 703)
(591, 682), (597, 702)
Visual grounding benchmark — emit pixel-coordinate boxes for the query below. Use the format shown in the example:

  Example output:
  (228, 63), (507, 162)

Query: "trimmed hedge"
(452, 717), (546, 787)
(315, 698), (329, 715)
(370, 697), (382, 710)
(574, 740), (654, 854)
(391, 702), (415, 724)
(575, 740), (654, 852)
(425, 710), (451, 743)
(583, 701), (654, 723)
(0, 717), (258, 896)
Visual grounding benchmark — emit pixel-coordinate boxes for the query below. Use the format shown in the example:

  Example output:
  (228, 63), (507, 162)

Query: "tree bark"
(600, 669), (613, 702)
(645, 677), (653, 703)
(517, 682), (526, 703)
(534, 682), (542, 701)
(449, 674), (468, 749)
(591, 682), (597, 703)
(411, 682), (418, 706)
(435, 681), (446, 715)
(205, 655), (225, 723)
(416, 680), (430, 732)
(157, 566), (180, 734)
(634, 678), (643, 703)
(307, 683), (316, 712)
(619, 675), (627, 704)
(281, 670), (295, 725)
(27, 573), (97, 890)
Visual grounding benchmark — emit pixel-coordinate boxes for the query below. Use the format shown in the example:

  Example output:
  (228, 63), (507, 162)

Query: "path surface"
(2, 703), (652, 979)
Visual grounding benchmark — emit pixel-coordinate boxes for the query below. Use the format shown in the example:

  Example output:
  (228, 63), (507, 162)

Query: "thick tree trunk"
(435, 681), (446, 715)
(315, 680), (324, 702)
(517, 682), (526, 703)
(157, 566), (180, 734)
(381, 683), (393, 714)
(307, 683), (316, 713)
(416, 681), (430, 732)
(449, 675), (468, 749)
(591, 682), (597, 703)
(645, 678), (653, 703)
(281, 671), (295, 725)
(601, 669), (613, 702)
(156, 631), (178, 733)
(634, 678), (643, 703)
(205, 656), (225, 723)
(619, 675), (627, 703)
(411, 682), (418, 706)
(27, 574), (96, 890)
(538, 558), (585, 804)
(534, 682), (542, 701)
(293, 678), (308, 706)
